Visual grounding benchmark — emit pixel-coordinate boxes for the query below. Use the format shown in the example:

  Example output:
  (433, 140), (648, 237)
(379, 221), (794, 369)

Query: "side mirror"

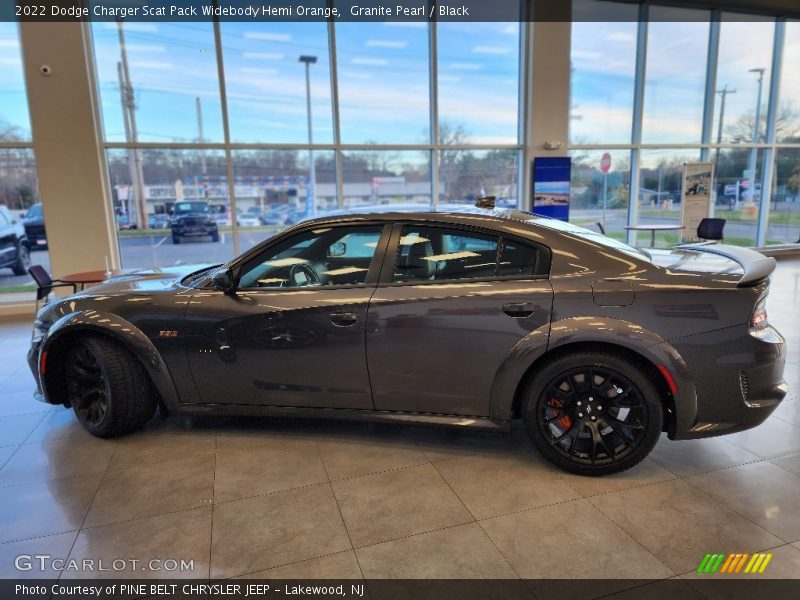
(329, 241), (347, 257)
(211, 269), (236, 294)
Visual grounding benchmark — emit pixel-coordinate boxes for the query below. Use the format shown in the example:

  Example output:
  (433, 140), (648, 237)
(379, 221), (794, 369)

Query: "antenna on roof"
(475, 196), (496, 209)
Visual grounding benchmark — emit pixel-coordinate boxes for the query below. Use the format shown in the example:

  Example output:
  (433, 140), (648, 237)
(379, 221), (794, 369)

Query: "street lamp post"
(745, 67), (765, 208)
(299, 55), (317, 218)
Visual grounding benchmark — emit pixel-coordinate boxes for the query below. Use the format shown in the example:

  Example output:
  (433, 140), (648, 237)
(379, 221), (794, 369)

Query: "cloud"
(606, 31), (635, 43)
(472, 46), (512, 55)
(240, 67), (279, 76)
(384, 22), (426, 29)
(243, 31), (292, 42)
(0, 39), (19, 48)
(340, 70), (373, 79)
(449, 62), (482, 71)
(242, 52), (285, 60)
(130, 61), (173, 71)
(365, 39), (408, 49)
(102, 23), (158, 32)
(352, 57), (388, 66)
(124, 44), (167, 54)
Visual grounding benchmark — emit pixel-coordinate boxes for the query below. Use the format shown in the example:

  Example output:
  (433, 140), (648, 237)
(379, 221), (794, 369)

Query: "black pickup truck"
(170, 201), (220, 244)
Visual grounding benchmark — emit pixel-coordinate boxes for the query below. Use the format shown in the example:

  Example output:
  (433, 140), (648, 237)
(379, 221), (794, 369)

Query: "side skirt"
(174, 403), (511, 432)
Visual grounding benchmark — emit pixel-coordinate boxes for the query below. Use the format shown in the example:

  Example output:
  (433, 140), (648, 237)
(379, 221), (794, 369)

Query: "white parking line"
(155, 236), (167, 248)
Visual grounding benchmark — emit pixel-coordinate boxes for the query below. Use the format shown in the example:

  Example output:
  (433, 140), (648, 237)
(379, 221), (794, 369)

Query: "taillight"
(751, 296), (768, 328)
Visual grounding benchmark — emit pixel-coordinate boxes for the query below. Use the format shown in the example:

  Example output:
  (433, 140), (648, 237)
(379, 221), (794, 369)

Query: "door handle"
(329, 311), (358, 327)
(502, 303), (535, 318)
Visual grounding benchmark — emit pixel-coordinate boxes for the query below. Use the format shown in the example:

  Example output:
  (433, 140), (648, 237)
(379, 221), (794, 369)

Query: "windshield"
(26, 204), (43, 219)
(174, 202), (209, 214)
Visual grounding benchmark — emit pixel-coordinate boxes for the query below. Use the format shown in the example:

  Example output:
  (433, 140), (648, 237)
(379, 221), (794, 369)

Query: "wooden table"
(624, 224), (686, 248)
(60, 269), (123, 290)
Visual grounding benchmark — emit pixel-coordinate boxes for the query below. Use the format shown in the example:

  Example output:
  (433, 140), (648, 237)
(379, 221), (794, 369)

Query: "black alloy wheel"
(67, 341), (110, 428)
(523, 352), (663, 476)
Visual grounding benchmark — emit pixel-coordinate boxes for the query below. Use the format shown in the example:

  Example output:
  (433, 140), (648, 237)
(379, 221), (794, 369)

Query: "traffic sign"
(600, 153), (612, 174)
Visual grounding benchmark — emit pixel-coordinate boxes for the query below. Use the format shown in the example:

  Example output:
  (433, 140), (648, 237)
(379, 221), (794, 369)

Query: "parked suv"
(0, 205), (31, 275)
(23, 203), (47, 249)
(170, 201), (220, 244)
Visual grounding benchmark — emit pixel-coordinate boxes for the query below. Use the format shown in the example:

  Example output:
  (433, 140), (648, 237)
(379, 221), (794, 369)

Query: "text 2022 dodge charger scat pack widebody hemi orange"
(28, 209), (787, 476)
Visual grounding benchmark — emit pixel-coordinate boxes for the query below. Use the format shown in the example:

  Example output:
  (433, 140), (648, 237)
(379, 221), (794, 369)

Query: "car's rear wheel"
(66, 336), (157, 438)
(12, 243), (31, 275)
(211, 231), (220, 242)
(522, 352), (662, 476)
(172, 234), (181, 244)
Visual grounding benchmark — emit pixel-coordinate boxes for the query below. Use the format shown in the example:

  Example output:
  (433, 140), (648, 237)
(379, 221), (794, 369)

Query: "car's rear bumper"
(667, 324), (786, 440)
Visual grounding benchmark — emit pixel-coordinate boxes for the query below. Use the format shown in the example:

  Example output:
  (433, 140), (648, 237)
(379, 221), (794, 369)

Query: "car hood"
(81, 264), (212, 295)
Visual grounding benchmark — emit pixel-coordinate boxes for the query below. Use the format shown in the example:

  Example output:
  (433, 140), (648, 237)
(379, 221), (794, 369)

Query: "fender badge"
(159, 330), (179, 337)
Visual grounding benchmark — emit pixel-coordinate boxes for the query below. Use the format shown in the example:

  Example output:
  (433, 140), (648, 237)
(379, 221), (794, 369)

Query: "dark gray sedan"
(28, 209), (787, 476)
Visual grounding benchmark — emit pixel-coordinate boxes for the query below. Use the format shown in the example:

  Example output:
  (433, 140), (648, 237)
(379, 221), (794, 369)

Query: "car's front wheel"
(66, 336), (157, 438)
(172, 234), (181, 244)
(522, 352), (663, 476)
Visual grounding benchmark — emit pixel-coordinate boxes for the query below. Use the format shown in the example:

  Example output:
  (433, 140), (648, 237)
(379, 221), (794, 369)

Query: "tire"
(12, 243), (31, 276)
(66, 336), (157, 438)
(522, 352), (663, 476)
(210, 231), (219, 242)
(172, 234), (181, 244)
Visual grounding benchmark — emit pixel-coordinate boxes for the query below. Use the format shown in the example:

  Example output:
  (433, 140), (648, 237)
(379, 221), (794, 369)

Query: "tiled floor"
(0, 259), (799, 591)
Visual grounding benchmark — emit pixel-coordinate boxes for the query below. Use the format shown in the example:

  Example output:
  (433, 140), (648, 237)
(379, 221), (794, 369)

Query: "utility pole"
(714, 85), (736, 165)
(745, 68), (765, 207)
(117, 22), (148, 229)
(299, 55), (317, 218)
(196, 96), (206, 175)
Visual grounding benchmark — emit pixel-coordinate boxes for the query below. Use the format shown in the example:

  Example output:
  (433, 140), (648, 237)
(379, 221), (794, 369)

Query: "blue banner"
(532, 157), (571, 222)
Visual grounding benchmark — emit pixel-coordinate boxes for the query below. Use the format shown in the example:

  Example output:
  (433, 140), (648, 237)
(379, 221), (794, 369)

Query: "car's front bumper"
(668, 324), (786, 440)
(27, 333), (49, 404)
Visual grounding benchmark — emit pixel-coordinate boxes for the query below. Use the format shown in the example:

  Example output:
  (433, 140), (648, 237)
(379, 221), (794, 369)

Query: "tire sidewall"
(522, 352), (663, 476)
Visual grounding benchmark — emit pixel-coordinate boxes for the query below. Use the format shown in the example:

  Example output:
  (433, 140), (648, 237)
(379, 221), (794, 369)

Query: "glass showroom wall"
(570, 0), (800, 248)
(90, 19), (523, 269)
(0, 22), (48, 300)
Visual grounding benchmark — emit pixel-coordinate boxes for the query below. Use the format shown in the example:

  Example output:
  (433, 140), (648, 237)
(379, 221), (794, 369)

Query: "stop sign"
(600, 152), (612, 174)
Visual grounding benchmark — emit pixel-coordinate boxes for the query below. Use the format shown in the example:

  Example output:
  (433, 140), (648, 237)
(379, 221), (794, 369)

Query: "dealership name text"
(16, 584), (363, 597)
(20, 3), (470, 19)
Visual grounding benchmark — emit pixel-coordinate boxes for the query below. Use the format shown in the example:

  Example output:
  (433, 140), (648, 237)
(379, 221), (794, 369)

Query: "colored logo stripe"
(697, 552), (773, 574)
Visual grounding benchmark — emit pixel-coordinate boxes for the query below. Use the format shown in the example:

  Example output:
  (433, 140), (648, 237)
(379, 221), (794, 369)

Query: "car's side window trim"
(232, 222), (393, 292)
(377, 222), (551, 287)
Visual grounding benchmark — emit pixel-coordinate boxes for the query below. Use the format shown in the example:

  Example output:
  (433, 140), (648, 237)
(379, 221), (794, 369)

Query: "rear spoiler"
(678, 243), (776, 287)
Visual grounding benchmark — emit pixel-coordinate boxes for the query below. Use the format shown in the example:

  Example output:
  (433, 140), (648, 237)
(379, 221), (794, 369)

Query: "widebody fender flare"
(40, 310), (180, 409)
(490, 316), (698, 437)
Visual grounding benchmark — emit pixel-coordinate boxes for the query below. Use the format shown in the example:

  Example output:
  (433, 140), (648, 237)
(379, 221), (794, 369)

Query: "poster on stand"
(680, 162), (714, 243)
(532, 157), (570, 222)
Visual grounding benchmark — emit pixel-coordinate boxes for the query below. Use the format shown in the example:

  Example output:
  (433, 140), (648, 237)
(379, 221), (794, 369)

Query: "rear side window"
(393, 225), (543, 283)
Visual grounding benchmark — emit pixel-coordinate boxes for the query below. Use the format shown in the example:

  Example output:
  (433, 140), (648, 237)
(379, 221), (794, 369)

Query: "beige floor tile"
(558, 458), (676, 497)
(0, 412), (45, 445)
(316, 432), (428, 481)
(687, 462), (800, 541)
(236, 550), (362, 579)
(214, 438), (328, 503)
(84, 454), (215, 528)
(356, 522), (518, 579)
(0, 445), (17, 470)
(0, 473), (101, 542)
(406, 427), (524, 463)
(649, 434), (762, 477)
(65, 507), (212, 579)
(434, 452), (579, 519)
(723, 416), (800, 459)
(25, 407), (86, 443)
(0, 368), (37, 393)
(481, 499), (672, 599)
(772, 399), (800, 426)
(0, 435), (116, 486)
(215, 417), (313, 454)
(0, 390), (50, 418)
(770, 451), (800, 477)
(591, 479), (782, 573)
(331, 464), (473, 547)
(0, 531), (79, 578)
(109, 421), (216, 470)
(211, 484), (351, 580)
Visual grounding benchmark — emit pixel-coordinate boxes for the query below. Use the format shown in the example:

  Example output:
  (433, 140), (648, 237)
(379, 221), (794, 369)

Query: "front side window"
(393, 225), (541, 283)
(238, 225), (383, 289)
